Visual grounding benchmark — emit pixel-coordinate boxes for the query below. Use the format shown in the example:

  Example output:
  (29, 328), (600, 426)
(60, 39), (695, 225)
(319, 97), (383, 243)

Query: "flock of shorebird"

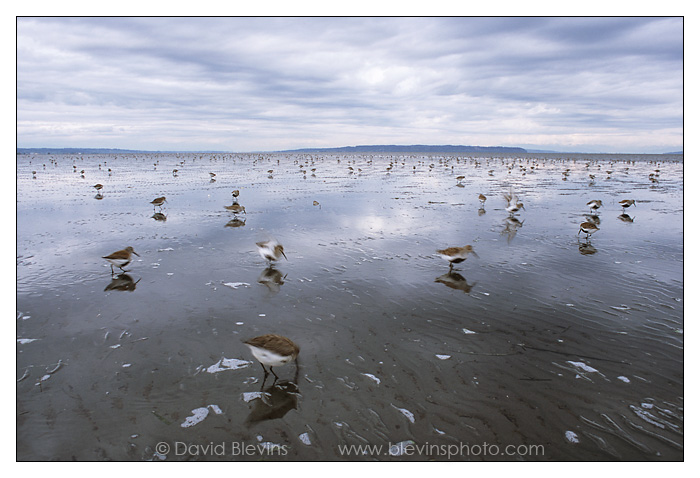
(577, 198), (637, 241)
(94, 165), (641, 382)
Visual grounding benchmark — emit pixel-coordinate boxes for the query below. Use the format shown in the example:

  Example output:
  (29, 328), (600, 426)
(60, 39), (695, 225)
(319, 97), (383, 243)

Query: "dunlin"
(232, 190), (240, 201)
(478, 193), (487, 205)
(93, 184), (103, 192)
(578, 222), (600, 238)
(244, 334), (300, 379)
(436, 245), (478, 270)
(586, 199), (602, 213)
(150, 196), (167, 208)
(102, 246), (139, 274)
(256, 239), (287, 263)
(504, 190), (524, 215)
(619, 199), (636, 212)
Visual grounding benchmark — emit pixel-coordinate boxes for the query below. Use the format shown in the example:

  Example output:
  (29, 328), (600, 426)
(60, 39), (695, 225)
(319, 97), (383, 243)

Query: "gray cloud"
(17, 17), (683, 153)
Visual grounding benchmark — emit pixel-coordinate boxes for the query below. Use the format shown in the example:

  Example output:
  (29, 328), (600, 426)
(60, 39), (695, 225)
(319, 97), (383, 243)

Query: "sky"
(16, 16), (684, 154)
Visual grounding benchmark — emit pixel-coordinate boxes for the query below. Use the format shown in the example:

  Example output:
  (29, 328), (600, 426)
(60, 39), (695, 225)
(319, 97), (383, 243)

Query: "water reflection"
(501, 216), (524, 243)
(257, 266), (286, 294)
(435, 271), (476, 294)
(151, 212), (167, 222)
(584, 214), (601, 226)
(94, 193), (104, 200)
(245, 379), (300, 425)
(618, 213), (635, 223)
(225, 217), (246, 228)
(224, 203), (246, 215)
(478, 206), (486, 216)
(104, 273), (141, 292)
(578, 241), (598, 255)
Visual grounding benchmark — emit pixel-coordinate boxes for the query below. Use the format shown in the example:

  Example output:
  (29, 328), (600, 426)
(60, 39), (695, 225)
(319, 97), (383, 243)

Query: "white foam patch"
(180, 404), (223, 428)
(566, 361), (598, 373)
(206, 357), (251, 373)
(222, 282), (250, 289)
(436, 354), (451, 360)
(17, 338), (39, 344)
(298, 433), (312, 446)
(392, 404), (415, 423)
(362, 373), (381, 384)
(565, 431), (579, 443)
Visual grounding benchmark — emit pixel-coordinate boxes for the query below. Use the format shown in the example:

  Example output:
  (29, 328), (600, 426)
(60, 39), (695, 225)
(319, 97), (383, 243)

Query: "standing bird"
(578, 222), (600, 239)
(232, 189), (240, 201)
(93, 184), (103, 192)
(256, 239), (288, 264)
(436, 245), (478, 270)
(244, 334), (300, 380)
(478, 193), (487, 205)
(102, 246), (139, 274)
(150, 196), (167, 208)
(586, 199), (602, 213)
(619, 199), (636, 212)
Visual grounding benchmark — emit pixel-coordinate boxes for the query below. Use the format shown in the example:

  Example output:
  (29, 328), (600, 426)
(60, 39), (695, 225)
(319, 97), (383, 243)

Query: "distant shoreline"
(16, 146), (683, 155)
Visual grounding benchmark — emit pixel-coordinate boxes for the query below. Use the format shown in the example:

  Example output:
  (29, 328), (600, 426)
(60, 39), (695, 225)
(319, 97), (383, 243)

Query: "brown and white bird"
(150, 196), (167, 208)
(619, 199), (636, 212)
(578, 222), (600, 239)
(93, 184), (103, 192)
(478, 193), (487, 205)
(586, 199), (602, 213)
(436, 245), (478, 270)
(102, 246), (139, 274)
(244, 334), (300, 379)
(256, 239), (287, 264)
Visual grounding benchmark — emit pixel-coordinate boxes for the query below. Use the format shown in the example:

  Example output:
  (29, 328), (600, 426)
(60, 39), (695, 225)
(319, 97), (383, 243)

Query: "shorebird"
(456, 175), (465, 183)
(256, 239), (288, 264)
(586, 199), (603, 213)
(436, 245), (478, 270)
(102, 246), (139, 274)
(209, 172), (216, 178)
(93, 184), (103, 192)
(478, 193), (487, 205)
(619, 199), (636, 212)
(150, 196), (167, 208)
(244, 334), (300, 380)
(503, 189), (524, 215)
(231, 190), (240, 201)
(578, 222), (600, 239)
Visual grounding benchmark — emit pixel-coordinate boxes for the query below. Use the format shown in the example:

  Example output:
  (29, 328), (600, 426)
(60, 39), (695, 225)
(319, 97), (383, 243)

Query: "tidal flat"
(16, 152), (683, 461)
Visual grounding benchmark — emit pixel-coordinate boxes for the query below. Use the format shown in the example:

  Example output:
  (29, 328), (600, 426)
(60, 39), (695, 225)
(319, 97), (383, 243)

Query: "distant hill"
(281, 144), (527, 154)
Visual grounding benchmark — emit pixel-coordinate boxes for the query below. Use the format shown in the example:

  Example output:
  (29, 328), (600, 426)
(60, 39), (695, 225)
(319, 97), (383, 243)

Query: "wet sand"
(17, 152), (683, 460)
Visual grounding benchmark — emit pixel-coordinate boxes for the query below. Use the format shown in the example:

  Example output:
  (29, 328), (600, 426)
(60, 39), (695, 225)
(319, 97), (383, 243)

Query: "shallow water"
(17, 152), (683, 461)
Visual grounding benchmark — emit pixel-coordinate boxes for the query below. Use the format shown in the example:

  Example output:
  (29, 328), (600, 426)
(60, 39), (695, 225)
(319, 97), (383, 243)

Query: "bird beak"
(133, 251), (140, 256)
(471, 251), (479, 258)
(281, 250), (288, 261)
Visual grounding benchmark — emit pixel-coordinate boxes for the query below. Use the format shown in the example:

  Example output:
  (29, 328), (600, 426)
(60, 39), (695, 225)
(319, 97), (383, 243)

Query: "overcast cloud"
(17, 17), (683, 153)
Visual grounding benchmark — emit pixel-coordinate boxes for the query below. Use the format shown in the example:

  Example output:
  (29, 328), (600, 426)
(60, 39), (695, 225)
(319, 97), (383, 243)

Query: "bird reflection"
(584, 214), (600, 226)
(258, 266), (286, 294)
(578, 241), (598, 255)
(94, 193), (104, 200)
(501, 216), (524, 243)
(245, 379), (300, 426)
(104, 273), (141, 292)
(224, 203), (246, 215)
(618, 214), (635, 223)
(151, 212), (167, 222)
(478, 206), (486, 216)
(435, 271), (476, 294)
(225, 217), (246, 228)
